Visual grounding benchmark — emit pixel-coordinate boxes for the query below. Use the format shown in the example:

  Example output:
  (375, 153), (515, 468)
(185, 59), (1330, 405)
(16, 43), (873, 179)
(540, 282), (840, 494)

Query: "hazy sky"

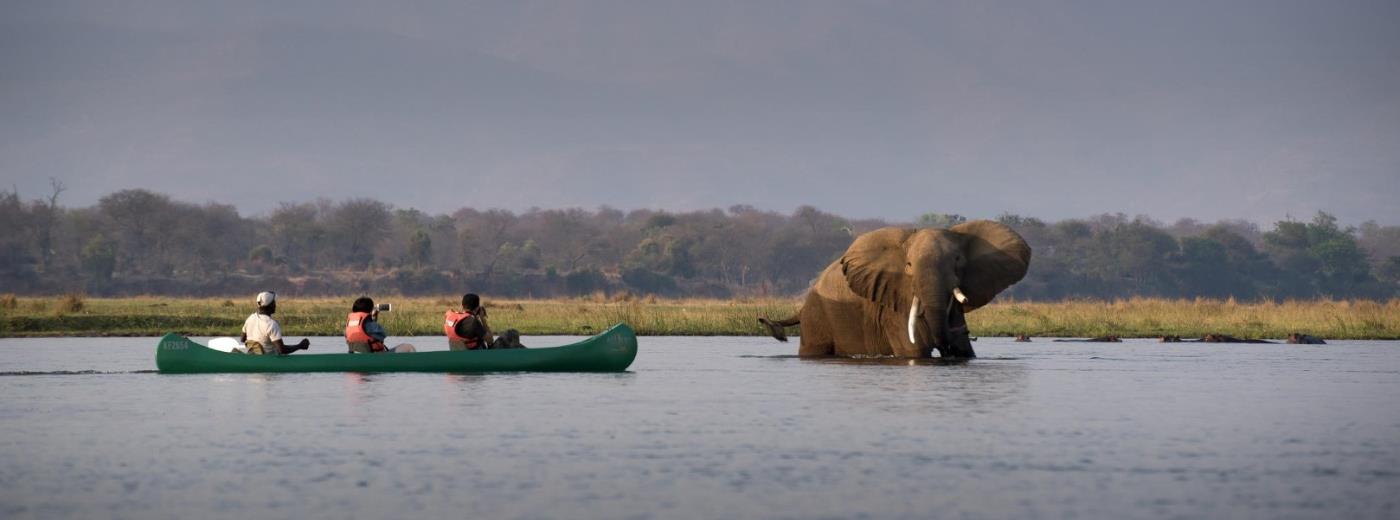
(3, 1), (1398, 225)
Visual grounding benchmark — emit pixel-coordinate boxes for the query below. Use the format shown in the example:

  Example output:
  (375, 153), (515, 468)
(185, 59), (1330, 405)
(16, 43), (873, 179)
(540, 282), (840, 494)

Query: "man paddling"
(240, 291), (310, 355)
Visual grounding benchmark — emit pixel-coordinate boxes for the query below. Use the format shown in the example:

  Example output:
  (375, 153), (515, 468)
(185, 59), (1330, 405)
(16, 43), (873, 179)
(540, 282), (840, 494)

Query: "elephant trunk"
(944, 295), (975, 358)
(913, 287), (976, 359)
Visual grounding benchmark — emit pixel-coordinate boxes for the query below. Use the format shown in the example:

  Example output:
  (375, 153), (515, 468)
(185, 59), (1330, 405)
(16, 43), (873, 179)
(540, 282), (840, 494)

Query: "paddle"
(207, 337), (246, 354)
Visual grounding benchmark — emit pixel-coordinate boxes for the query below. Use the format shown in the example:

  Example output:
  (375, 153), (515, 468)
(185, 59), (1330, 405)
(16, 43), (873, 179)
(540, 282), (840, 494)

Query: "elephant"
(759, 221), (1031, 358)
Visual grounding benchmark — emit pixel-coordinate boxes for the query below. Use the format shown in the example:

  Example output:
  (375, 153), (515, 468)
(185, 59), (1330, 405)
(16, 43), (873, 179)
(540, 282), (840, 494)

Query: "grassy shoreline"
(1, 295), (1398, 340)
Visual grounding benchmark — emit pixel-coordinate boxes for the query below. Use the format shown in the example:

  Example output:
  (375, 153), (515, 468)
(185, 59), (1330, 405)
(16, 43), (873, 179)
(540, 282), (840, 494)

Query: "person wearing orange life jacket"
(446, 293), (526, 351)
(345, 296), (417, 353)
(445, 293), (489, 350)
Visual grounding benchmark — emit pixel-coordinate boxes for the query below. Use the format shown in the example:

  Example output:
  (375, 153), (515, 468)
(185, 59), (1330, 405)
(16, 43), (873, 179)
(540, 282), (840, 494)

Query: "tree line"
(2, 186), (1398, 300)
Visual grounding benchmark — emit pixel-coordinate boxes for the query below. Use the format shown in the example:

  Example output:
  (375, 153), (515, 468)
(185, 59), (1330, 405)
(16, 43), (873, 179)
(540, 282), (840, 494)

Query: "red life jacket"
(444, 309), (482, 349)
(346, 311), (386, 352)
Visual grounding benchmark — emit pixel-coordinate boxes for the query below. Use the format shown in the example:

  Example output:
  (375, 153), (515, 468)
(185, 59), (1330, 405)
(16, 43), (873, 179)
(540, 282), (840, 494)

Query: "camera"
(377, 303), (393, 312)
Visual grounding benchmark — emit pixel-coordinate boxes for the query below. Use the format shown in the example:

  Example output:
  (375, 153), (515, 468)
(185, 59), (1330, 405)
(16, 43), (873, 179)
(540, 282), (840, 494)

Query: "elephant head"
(840, 221), (1031, 358)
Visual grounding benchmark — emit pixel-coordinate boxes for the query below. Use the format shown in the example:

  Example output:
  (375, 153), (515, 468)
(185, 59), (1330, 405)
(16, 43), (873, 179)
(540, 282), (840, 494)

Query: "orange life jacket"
(346, 311), (385, 352)
(444, 309), (482, 349)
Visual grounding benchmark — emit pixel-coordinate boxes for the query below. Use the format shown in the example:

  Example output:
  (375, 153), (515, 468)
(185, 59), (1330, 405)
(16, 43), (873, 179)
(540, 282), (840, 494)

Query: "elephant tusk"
(953, 287), (968, 305)
(908, 297), (919, 344)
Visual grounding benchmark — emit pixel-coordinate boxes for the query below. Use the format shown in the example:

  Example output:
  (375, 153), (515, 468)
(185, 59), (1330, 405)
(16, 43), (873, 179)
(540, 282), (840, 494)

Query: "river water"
(0, 336), (1397, 519)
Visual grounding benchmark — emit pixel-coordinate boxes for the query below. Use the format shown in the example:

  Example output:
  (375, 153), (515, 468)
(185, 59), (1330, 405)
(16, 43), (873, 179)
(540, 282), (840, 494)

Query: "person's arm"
(273, 338), (310, 355)
(267, 319), (309, 355)
(477, 307), (494, 341)
(364, 319), (388, 352)
(365, 318), (388, 342)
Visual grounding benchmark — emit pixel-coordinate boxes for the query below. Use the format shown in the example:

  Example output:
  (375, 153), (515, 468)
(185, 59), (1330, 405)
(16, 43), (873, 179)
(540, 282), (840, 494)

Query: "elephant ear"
(949, 220), (1032, 312)
(840, 227), (916, 313)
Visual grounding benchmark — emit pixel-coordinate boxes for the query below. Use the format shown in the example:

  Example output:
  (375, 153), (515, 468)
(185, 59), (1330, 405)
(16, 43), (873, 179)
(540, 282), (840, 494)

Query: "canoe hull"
(156, 323), (637, 374)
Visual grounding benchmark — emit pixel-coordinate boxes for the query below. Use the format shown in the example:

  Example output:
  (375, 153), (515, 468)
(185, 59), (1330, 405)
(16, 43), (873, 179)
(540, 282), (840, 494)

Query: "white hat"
(256, 291), (276, 306)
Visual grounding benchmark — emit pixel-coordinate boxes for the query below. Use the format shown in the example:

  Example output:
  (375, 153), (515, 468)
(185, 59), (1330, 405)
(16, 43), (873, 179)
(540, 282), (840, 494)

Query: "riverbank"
(1, 295), (1397, 339)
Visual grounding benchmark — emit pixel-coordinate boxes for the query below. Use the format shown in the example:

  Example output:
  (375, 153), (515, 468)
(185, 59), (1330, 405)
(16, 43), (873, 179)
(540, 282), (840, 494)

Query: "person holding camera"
(345, 296), (417, 353)
(241, 291), (310, 355)
(445, 293), (526, 350)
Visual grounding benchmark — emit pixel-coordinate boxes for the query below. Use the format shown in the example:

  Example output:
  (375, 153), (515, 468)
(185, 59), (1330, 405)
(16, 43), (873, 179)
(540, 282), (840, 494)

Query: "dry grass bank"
(1, 294), (1396, 340)
(967, 298), (1400, 339)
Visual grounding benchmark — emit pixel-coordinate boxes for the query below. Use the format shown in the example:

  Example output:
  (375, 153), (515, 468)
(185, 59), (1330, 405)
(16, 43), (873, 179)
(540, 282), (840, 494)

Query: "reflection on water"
(0, 336), (1397, 519)
(813, 355), (971, 365)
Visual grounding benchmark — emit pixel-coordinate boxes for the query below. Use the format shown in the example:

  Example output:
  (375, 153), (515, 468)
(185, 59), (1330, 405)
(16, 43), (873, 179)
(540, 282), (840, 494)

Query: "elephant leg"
(836, 302), (891, 356)
(797, 303), (836, 357)
(798, 326), (835, 357)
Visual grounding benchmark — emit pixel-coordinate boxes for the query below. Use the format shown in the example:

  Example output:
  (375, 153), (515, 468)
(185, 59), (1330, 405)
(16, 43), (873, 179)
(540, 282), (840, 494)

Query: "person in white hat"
(239, 291), (310, 355)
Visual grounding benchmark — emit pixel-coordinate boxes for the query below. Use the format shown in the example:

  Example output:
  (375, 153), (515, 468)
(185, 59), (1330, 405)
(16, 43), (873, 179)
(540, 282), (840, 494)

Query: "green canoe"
(156, 323), (637, 374)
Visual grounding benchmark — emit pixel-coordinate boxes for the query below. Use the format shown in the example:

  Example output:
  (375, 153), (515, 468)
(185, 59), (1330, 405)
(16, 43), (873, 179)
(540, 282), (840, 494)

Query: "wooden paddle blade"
(207, 337), (245, 353)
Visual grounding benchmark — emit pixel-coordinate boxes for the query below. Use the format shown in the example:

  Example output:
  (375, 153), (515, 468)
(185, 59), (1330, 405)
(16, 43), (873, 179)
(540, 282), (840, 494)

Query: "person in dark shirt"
(445, 293), (525, 350)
